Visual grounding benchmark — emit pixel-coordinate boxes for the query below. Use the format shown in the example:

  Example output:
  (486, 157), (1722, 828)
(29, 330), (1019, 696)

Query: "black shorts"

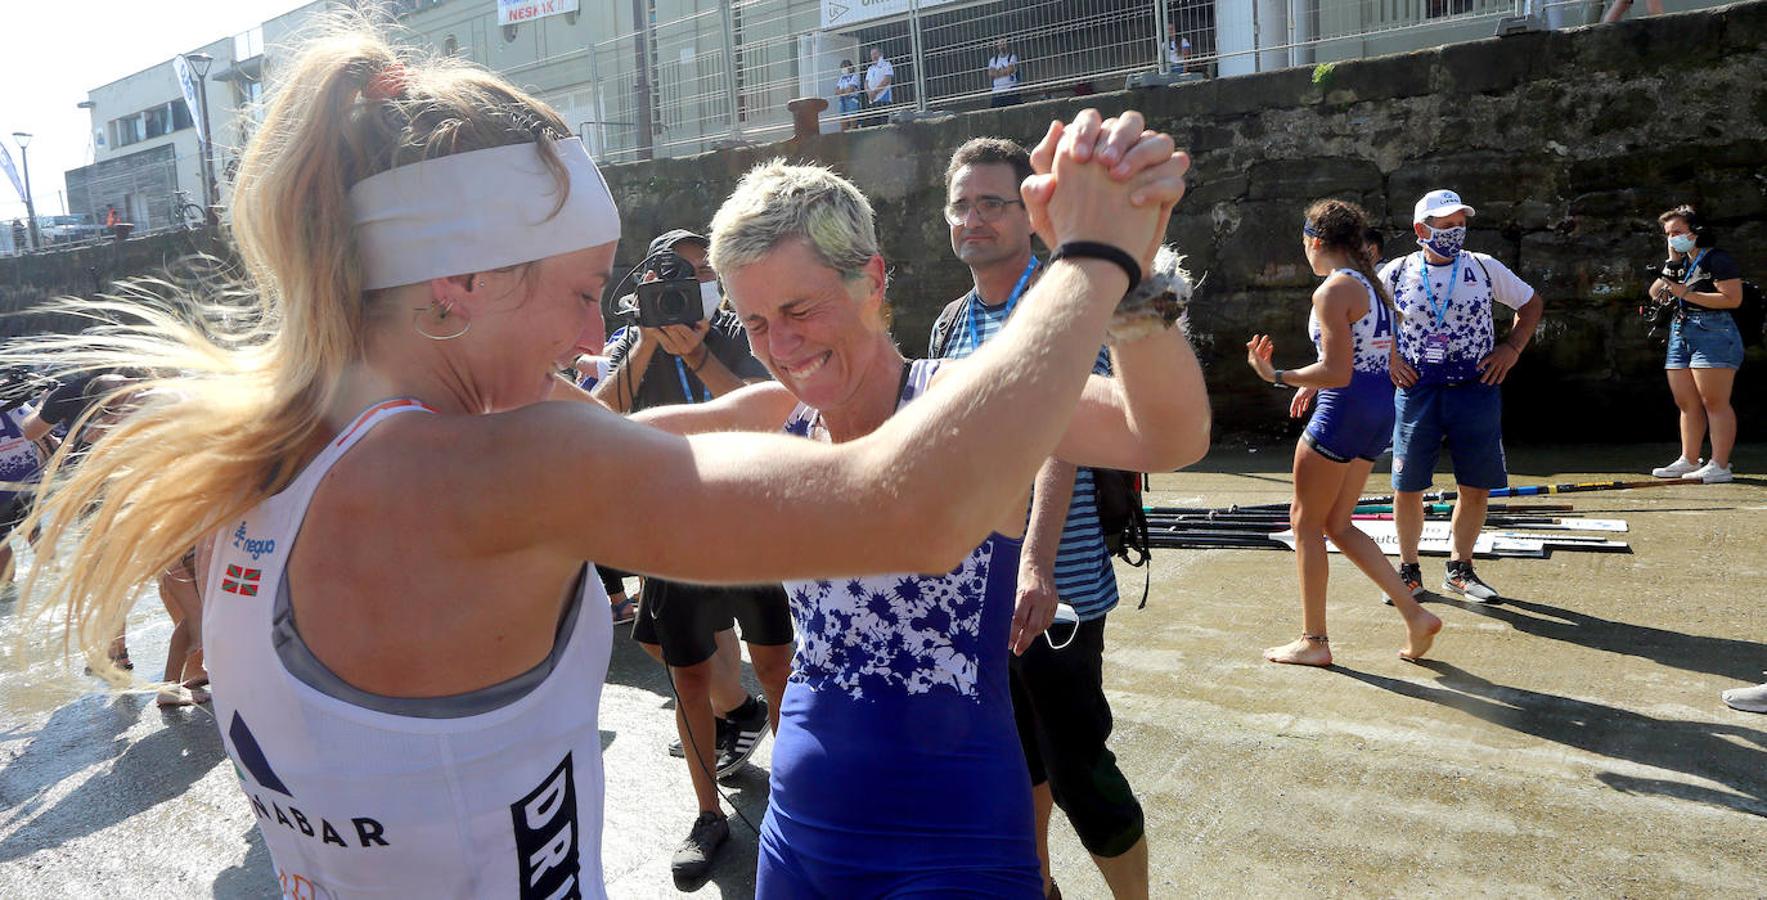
(631, 578), (794, 667)
(1010, 615), (1145, 858)
(596, 564), (632, 598)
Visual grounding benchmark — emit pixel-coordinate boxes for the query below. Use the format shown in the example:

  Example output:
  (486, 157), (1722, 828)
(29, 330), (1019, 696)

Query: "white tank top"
(202, 398), (612, 900)
(1308, 268), (1395, 374)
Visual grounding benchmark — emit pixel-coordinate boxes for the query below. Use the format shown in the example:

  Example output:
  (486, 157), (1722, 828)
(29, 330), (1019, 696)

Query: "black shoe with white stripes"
(716, 696), (768, 778)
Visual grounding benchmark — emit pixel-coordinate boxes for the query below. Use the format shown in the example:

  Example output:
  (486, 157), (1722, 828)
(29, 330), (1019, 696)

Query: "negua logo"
(232, 520), (278, 561)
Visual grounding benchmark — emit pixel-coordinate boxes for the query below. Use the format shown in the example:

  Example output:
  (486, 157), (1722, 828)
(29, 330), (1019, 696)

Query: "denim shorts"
(1391, 380), (1507, 493)
(1665, 311), (1744, 369)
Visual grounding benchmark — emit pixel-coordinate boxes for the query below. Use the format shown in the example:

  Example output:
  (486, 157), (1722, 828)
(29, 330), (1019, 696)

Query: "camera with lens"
(1638, 261), (1678, 340)
(632, 250), (704, 328)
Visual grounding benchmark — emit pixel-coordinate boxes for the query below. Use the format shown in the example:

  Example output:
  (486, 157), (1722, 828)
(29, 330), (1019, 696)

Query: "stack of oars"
(1143, 478), (1679, 556)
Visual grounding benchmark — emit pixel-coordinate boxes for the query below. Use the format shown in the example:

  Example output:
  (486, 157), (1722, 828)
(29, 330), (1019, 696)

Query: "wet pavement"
(1, 443), (1763, 898)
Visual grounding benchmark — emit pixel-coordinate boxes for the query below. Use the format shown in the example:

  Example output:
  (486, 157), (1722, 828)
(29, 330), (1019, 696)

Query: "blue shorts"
(1665, 311), (1744, 369)
(1391, 381), (1508, 493)
(1303, 370), (1395, 463)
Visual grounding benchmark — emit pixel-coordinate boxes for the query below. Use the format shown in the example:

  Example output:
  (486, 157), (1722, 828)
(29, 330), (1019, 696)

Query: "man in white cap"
(1379, 189), (1544, 604)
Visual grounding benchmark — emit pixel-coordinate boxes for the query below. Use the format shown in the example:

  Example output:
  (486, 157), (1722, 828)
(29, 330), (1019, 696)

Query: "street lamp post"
(11, 132), (38, 251)
(182, 52), (216, 226)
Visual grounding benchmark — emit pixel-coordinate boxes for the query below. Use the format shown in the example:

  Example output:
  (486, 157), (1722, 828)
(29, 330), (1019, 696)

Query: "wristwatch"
(1272, 370), (1288, 388)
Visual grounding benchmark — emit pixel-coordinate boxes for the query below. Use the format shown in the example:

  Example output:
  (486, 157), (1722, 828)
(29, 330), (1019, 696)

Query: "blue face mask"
(1420, 224), (1466, 258)
(1668, 233), (1698, 254)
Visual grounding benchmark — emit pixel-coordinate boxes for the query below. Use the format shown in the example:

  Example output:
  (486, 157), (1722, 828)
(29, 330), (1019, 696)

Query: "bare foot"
(156, 686), (194, 708)
(1264, 636), (1331, 667)
(1399, 609), (1443, 662)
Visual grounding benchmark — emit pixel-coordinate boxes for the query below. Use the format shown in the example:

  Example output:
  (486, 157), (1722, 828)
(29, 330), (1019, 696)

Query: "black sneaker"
(670, 811), (729, 888)
(1443, 561), (1502, 604)
(1382, 562), (1425, 606)
(716, 696), (769, 778)
(669, 715), (731, 759)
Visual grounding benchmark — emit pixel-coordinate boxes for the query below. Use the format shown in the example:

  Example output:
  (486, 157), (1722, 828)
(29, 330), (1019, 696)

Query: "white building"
(65, 2), (331, 231)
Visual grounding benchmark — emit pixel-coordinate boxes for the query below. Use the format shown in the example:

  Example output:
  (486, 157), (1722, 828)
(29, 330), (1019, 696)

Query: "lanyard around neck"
(673, 355), (710, 404)
(1680, 249), (1709, 285)
(1418, 252), (1462, 330)
(964, 256), (1040, 351)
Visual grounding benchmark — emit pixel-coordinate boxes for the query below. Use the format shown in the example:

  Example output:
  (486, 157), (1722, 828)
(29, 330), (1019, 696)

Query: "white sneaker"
(1721, 681), (1767, 714)
(1681, 461), (1733, 484)
(1651, 456), (1701, 478)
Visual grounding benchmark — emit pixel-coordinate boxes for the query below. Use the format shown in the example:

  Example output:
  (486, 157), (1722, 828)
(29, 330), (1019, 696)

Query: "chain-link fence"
(581, 0), (1627, 165)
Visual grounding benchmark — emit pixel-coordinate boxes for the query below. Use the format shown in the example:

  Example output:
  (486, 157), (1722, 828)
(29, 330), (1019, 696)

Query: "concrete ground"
(0, 443), (1762, 898)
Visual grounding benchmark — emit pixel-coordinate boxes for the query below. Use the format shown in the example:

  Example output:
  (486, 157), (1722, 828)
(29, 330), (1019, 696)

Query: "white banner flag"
(498, 0), (579, 26)
(173, 54), (207, 145)
(0, 145), (22, 204)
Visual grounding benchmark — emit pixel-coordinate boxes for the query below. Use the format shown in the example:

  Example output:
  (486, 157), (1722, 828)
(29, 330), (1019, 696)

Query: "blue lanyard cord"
(674, 355), (710, 404)
(1679, 250), (1709, 285)
(963, 256), (1041, 352)
(1418, 253), (1462, 331)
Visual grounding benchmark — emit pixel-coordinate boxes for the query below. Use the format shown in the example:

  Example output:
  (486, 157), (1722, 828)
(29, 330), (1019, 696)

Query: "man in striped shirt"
(931, 138), (1148, 900)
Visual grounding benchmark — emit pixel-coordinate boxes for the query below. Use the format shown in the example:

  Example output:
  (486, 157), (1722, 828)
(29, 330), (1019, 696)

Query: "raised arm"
(478, 111), (1189, 582)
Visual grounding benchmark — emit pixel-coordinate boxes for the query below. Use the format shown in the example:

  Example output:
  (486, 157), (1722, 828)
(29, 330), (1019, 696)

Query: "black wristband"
(1050, 242), (1141, 292)
(1272, 369), (1287, 388)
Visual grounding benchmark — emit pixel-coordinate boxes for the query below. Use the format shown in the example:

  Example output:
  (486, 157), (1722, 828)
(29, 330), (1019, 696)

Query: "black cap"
(647, 229), (709, 258)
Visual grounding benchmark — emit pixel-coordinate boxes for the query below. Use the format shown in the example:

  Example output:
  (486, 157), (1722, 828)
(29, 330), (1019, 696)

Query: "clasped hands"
(1019, 109), (1190, 284)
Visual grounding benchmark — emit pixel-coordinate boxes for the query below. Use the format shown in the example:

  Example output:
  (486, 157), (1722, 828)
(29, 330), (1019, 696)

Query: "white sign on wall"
(820, 0), (960, 30)
(498, 0), (579, 26)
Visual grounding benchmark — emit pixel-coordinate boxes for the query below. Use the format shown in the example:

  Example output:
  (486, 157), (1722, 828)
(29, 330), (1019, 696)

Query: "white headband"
(349, 137), (621, 290)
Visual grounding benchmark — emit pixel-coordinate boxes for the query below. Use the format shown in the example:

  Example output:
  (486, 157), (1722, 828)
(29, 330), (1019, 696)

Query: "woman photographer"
(1648, 205), (1744, 484)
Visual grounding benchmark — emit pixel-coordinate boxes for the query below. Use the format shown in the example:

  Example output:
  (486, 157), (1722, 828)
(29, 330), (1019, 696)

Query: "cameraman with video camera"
(592, 229), (792, 888)
(1646, 205), (1745, 484)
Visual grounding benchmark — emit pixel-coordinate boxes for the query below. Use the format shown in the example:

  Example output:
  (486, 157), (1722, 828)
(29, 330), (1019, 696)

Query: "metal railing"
(574, 0), (1639, 165)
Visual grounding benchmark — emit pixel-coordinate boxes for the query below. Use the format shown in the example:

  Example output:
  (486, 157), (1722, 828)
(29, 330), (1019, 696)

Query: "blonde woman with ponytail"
(1245, 199), (1441, 667)
(6, 16), (1192, 897)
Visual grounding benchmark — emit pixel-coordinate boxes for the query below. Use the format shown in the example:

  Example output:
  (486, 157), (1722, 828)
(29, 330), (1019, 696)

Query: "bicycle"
(172, 191), (207, 231)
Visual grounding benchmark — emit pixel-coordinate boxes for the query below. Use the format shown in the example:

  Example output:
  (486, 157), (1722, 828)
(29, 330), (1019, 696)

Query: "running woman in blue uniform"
(1245, 199), (1441, 666)
(634, 128), (1209, 897)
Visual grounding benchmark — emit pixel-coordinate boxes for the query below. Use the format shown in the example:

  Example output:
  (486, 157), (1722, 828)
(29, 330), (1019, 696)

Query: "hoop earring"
(413, 305), (471, 341)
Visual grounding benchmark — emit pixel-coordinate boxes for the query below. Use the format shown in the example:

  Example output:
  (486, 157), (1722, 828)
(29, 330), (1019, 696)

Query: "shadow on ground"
(1456, 593), (1766, 683)
(0, 696), (227, 864)
(1334, 660), (1767, 818)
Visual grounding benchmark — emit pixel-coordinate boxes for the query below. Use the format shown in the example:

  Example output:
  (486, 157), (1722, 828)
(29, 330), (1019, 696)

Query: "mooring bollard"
(786, 97), (828, 142)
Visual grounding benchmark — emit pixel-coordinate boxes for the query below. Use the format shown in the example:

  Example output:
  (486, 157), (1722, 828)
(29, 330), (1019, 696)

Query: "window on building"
(172, 100), (194, 131)
(503, 23), (519, 43)
(234, 26), (264, 61)
(444, 34), (459, 55)
(144, 104), (172, 139)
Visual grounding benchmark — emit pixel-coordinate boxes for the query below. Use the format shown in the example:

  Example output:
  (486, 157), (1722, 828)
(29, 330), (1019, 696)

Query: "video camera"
(610, 250), (704, 329)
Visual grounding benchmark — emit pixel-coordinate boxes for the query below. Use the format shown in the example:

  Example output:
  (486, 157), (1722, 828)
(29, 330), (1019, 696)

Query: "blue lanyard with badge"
(964, 256), (1040, 351)
(1417, 253), (1462, 365)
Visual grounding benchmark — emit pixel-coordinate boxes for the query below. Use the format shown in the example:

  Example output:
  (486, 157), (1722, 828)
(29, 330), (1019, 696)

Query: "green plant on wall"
(1311, 62), (1337, 87)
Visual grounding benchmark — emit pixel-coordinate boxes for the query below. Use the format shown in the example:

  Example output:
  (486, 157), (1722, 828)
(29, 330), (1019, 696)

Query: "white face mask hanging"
(700, 280), (722, 319)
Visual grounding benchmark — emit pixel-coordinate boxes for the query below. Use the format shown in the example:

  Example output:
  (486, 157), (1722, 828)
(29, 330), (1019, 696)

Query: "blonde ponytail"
(3, 13), (576, 680)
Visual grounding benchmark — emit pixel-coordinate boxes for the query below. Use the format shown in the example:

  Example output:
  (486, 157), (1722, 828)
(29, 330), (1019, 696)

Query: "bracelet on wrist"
(1051, 241), (1142, 293)
(1272, 369), (1288, 388)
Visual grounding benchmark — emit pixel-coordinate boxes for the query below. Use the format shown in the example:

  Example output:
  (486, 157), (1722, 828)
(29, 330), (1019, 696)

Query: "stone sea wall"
(5, 2), (1765, 442)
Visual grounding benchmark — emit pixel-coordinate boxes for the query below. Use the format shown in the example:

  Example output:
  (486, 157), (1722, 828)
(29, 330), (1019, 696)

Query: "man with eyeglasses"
(930, 137), (1149, 900)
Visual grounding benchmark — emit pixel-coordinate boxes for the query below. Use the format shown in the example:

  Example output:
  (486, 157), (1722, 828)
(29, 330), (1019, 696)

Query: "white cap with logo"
(1413, 189), (1477, 224)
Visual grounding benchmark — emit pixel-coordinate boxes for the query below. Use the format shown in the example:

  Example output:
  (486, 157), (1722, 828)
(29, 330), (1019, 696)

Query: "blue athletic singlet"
(1304, 269), (1397, 463)
(760, 359), (1040, 899)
